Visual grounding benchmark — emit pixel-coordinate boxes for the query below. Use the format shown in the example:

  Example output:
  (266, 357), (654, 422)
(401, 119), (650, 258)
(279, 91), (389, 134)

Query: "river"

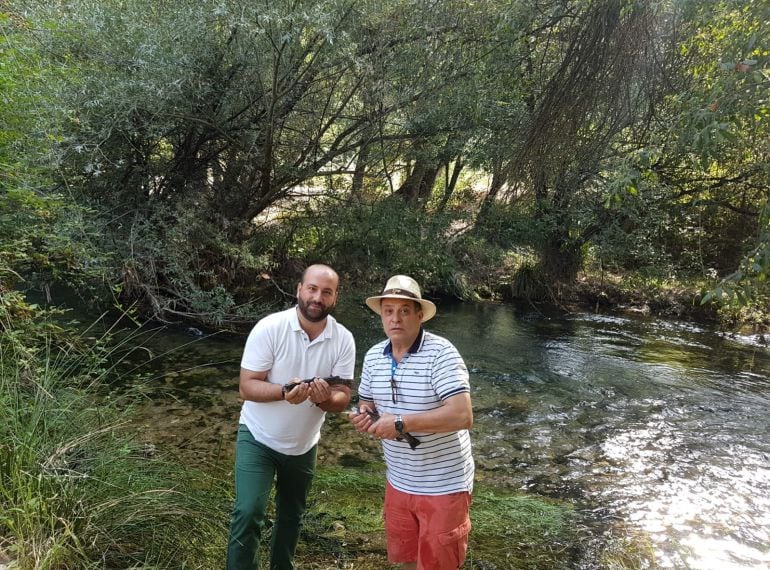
(127, 301), (770, 569)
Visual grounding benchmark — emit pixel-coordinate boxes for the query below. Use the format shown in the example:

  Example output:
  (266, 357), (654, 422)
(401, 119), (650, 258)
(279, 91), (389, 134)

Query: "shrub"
(275, 196), (466, 296)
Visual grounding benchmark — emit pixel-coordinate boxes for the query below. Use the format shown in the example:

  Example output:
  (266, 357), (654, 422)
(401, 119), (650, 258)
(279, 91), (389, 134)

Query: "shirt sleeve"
(240, 318), (275, 372)
(431, 343), (470, 400)
(333, 328), (356, 379)
(358, 350), (374, 401)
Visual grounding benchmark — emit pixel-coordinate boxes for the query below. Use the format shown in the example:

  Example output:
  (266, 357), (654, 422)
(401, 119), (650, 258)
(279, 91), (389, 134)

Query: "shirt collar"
(383, 327), (425, 356)
(290, 306), (302, 331)
(291, 305), (332, 339)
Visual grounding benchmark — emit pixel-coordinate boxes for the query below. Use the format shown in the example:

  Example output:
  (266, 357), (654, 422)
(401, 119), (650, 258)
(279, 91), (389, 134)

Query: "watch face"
(395, 417), (404, 433)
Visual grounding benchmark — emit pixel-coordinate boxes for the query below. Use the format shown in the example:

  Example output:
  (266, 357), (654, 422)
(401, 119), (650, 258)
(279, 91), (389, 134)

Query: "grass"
(0, 332), (645, 569)
(468, 490), (577, 569)
(288, 467), (584, 570)
(293, 467), (389, 568)
(0, 314), (229, 569)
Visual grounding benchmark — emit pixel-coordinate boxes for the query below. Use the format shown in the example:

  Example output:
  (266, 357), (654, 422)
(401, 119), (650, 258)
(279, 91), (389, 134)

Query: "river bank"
(487, 270), (770, 335)
(6, 289), (770, 568)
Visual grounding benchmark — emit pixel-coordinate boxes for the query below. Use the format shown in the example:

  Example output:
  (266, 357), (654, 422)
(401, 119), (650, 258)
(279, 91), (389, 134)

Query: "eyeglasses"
(389, 356), (399, 404)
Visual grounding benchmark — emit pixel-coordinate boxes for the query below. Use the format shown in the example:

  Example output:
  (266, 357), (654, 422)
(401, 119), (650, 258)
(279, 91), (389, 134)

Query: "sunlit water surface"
(129, 302), (770, 569)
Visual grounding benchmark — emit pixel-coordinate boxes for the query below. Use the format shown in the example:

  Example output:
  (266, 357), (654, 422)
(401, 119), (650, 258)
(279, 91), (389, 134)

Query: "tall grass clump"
(509, 258), (549, 302)
(0, 305), (228, 569)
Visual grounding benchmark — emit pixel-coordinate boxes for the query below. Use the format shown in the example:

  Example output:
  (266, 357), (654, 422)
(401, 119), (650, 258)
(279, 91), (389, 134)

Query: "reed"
(0, 318), (227, 569)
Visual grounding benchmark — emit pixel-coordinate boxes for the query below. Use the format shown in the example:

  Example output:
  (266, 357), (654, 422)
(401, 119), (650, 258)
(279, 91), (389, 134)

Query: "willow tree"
(0, 8), (99, 305)
(26, 0), (499, 227)
(22, 0), (392, 228)
(338, 0), (499, 208)
(13, 0), (477, 321)
(473, 0), (665, 283)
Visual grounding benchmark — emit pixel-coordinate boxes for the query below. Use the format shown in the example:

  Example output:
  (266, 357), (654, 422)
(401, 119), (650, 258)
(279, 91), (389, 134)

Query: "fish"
(282, 376), (353, 391)
(364, 409), (421, 450)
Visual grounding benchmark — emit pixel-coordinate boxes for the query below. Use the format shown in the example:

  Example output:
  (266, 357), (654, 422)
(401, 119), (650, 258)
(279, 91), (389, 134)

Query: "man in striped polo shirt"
(350, 275), (474, 570)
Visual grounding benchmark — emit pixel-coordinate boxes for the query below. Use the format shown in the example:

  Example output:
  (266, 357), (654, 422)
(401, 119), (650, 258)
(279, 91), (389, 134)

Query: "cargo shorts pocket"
(438, 518), (471, 546)
(437, 518), (471, 568)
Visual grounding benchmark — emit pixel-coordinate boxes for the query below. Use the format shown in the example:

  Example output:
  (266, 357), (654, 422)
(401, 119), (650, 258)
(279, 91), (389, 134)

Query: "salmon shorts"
(384, 482), (472, 570)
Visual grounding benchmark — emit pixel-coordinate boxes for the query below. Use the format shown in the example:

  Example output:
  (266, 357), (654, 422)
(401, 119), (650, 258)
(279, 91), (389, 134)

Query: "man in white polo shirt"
(226, 264), (355, 570)
(350, 275), (474, 570)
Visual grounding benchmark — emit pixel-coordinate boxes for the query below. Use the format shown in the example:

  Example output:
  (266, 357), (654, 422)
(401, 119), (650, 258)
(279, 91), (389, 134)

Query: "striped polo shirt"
(359, 328), (475, 495)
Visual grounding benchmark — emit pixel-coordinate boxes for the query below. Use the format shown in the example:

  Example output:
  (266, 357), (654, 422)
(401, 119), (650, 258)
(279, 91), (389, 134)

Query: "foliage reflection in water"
(130, 301), (770, 569)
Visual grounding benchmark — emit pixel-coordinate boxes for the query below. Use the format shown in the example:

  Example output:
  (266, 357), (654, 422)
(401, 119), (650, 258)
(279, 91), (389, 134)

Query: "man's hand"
(349, 403), (378, 433)
(368, 411), (398, 440)
(283, 378), (311, 404)
(307, 377), (332, 405)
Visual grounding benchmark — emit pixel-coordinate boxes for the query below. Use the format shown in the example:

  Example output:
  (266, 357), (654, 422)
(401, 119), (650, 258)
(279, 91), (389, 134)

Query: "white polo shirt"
(239, 306), (355, 455)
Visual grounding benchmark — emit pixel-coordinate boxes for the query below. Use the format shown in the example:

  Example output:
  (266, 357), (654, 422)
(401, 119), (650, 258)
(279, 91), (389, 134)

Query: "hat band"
(382, 288), (419, 300)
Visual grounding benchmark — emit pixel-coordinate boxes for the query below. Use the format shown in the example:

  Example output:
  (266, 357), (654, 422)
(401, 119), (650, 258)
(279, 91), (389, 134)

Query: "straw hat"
(365, 275), (437, 322)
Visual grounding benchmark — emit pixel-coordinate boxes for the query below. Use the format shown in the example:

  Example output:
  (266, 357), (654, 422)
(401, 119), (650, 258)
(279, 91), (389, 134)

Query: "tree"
(12, 0), (502, 320)
(0, 7), (96, 302)
(484, 0), (664, 282)
(650, 0), (770, 301)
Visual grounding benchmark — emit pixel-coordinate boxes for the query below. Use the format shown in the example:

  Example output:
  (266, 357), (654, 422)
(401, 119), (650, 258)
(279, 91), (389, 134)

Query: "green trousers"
(226, 425), (317, 570)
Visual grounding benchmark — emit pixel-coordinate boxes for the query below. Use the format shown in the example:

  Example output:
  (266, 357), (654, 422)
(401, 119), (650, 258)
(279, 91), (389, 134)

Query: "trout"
(365, 409), (421, 450)
(282, 376), (353, 391)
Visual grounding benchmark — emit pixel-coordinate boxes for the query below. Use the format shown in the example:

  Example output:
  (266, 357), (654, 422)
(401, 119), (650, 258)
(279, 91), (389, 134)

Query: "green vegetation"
(2, 0), (769, 329)
(468, 490), (578, 569)
(297, 469), (656, 569)
(0, 311), (229, 569)
(2, 0), (770, 566)
(0, 306), (622, 569)
(293, 468), (596, 569)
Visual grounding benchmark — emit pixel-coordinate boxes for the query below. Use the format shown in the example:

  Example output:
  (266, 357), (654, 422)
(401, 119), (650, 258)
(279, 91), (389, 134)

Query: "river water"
(129, 301), (770, 569)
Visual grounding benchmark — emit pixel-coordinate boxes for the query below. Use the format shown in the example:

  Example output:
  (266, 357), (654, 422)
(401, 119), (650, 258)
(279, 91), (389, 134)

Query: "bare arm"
(239, 367), (311, 404)
(368, 393), (473, 440)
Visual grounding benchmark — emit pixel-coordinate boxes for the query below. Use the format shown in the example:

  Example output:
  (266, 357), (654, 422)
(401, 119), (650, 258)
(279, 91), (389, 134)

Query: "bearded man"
(226, 264), (355, 570)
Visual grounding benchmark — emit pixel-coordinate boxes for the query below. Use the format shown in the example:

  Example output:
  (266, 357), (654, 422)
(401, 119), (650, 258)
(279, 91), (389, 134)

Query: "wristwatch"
(394, 414), (405, 434)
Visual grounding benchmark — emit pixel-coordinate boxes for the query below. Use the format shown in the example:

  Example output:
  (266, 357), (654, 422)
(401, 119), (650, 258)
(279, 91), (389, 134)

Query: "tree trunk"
(350, 142), (370, 200)
(437, 158), (463, 212)
(535, 176), (582, 283)
(540, 232), (583, 283)
(394, 159), (440, 205)
(474, 159), (506, 229)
